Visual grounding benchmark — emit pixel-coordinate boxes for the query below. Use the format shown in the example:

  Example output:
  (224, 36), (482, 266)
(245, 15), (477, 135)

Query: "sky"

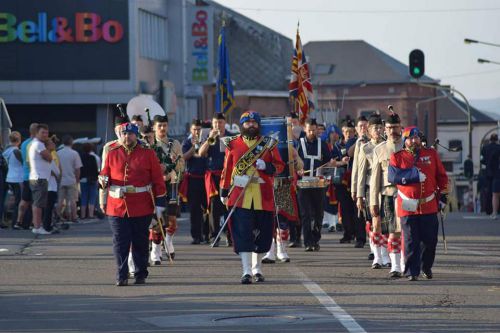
(214, 0), (500, 106)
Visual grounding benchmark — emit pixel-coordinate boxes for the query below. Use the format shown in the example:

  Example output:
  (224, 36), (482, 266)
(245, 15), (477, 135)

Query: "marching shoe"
(116, 280), (128, 286)
(422, 269), (433, 279)
(279, 257), (291, 263)
(354, 241), (365, 248)
(407, 275), (418, 281)
(322, 223), (329, 228)
(305, 246), (314, 252)
(191, 238), (201, 245)
(382, 262), (392, 269)
(254, 273), (265, 283)
(368, 253), (375, 260)
(168, 252), (175, 260)
(153, 261), (161, 266)
(328, 226), (336, 233)
(261, 258), (276, 264)
(313, 244), (320, 252)
(241, 274), (252, 284)
(134, 277), (146, 285)
(371, 263), (382, 269)
(389, 271), (402, 279)
(339, 237), (351, 244)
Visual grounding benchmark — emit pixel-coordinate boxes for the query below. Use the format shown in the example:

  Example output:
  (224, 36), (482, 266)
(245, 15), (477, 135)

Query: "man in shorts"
(57, 135), (83, 222)
(28, 124), (53, 235)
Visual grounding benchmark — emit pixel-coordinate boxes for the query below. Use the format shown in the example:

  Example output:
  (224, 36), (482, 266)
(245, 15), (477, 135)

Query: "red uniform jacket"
(220, 136), (285, 212)
(100, 144), (166, 217)
(390, 147), (448, 217)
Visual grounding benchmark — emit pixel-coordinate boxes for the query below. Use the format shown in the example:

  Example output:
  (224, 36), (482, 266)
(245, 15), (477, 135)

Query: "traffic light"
(409, 49), (425, 79)
(464, 159), (474, 179)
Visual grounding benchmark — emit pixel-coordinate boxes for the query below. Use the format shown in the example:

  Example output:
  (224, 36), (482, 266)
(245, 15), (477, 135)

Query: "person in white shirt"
(28, 124), (53, 235)
(56, 135), (83, 222)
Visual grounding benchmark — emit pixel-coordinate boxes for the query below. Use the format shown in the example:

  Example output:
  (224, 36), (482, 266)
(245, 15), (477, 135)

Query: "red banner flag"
(288, 27), (314, 124)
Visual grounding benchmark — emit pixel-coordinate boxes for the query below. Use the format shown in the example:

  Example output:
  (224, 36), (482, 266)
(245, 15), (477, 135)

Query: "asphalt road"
(0, 212), (499, 333)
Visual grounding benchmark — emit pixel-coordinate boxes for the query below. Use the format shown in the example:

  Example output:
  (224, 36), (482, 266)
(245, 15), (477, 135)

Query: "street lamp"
(464, 38), (500, 48)
(477, 58), (500, 65)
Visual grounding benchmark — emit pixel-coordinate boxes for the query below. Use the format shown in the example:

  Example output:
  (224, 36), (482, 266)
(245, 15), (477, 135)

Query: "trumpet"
(207, 129), (220, 146)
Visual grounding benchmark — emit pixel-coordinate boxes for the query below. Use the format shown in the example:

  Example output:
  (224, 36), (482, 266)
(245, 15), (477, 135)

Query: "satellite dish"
(126, 95), (165, 126)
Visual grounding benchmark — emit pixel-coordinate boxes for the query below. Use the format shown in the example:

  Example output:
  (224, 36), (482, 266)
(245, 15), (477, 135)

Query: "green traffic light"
(413, 67), (421, 75)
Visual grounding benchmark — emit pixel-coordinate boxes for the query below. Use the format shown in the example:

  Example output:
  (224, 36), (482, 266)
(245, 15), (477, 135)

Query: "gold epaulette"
(221, 135), (239, 149)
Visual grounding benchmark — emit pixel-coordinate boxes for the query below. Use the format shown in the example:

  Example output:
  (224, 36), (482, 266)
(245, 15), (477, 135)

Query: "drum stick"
(302, 161), (331, 174)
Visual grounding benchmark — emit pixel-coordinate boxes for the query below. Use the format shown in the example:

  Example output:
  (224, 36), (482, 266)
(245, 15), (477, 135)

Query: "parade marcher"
(199, 113), (233, 246)
(99, 122), (167, 286)
(182, 120), (208, 244)
(369, 113), (404, 276)
(321, 125), (342, 232)
(389, 126), (448, 281)
(296, 118), (333, 252)
(350, 116), (369, 248)
(356, 114), (385, 265)
(149, 114), (184, 264)
(334, 119), (358, 244)
(220, 111), (285, 284)
(262, 122), (303, 263)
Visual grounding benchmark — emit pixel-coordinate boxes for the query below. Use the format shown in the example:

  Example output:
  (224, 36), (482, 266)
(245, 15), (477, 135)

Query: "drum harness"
(300, 137), (322, 177)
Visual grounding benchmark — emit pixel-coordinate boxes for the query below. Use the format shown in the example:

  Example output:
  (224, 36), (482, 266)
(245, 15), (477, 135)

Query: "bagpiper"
(369, 112), (404, 277)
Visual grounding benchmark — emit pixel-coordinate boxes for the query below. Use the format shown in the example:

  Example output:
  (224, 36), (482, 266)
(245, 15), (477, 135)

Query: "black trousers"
(298, 187), (325, 247)
(42, 191), (57, 231)
(109, 215), (151, 281)
(187, 177), (207, 241)
(208, 175), (227, 240)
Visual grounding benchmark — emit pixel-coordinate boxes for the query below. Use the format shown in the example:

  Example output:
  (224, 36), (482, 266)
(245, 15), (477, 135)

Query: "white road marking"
(447, 246), (488, 256)
(289, 266), (366, 333)
(0, 248), (9, 252)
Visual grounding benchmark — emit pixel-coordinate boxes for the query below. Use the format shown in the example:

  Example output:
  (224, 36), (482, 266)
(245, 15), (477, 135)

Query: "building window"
(314, 64), (335, 75)
(359, 109), (379, 118)
(139, 10), (168, 61)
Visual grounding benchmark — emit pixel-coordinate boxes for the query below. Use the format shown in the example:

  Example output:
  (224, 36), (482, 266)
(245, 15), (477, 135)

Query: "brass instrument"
(207, 129), (220, 146)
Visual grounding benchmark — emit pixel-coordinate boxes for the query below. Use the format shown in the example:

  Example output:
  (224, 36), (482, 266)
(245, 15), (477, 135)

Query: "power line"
(440, 68), (500, 79)
(230, 7), (500, 14)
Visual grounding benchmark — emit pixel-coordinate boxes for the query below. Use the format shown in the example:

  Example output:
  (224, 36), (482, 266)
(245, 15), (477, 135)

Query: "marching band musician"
(296, 118), (333, 252)
(149, 114), (184, 264)
(182, 119), (209, 244)
(199, 113), (234, 246)
(99, 123), (167, 286)
(389, 126), (448, 281)
(370, 112), (404, 278)
(220, 111), (285, 284)
(355, 114), (388, 269)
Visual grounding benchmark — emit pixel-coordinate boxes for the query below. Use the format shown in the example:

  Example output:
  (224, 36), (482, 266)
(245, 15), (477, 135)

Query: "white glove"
(155, 206), (166, 220)
(256, 159), (266, 170)
(418, 171), (427, 183)
(221, 196), (228, 206)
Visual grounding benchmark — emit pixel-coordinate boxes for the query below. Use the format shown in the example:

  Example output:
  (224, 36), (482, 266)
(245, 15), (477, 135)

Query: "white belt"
(109, 185), (152, 198)
(233, 175), (265, 188)
(398, 191), (435, 203)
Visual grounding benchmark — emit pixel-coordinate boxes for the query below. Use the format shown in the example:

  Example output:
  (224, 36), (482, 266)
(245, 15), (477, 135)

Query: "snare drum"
(260, 117), (289, 178)
(297, 176), (329, 189)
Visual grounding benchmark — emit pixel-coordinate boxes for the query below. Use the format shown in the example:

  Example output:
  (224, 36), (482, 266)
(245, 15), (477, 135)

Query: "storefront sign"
(186, 4), (213, 85)
(0, 0), (129, 80)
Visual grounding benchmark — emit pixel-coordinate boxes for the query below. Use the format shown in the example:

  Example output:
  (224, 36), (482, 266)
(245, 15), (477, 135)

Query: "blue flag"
(215, 26), (235, 114)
